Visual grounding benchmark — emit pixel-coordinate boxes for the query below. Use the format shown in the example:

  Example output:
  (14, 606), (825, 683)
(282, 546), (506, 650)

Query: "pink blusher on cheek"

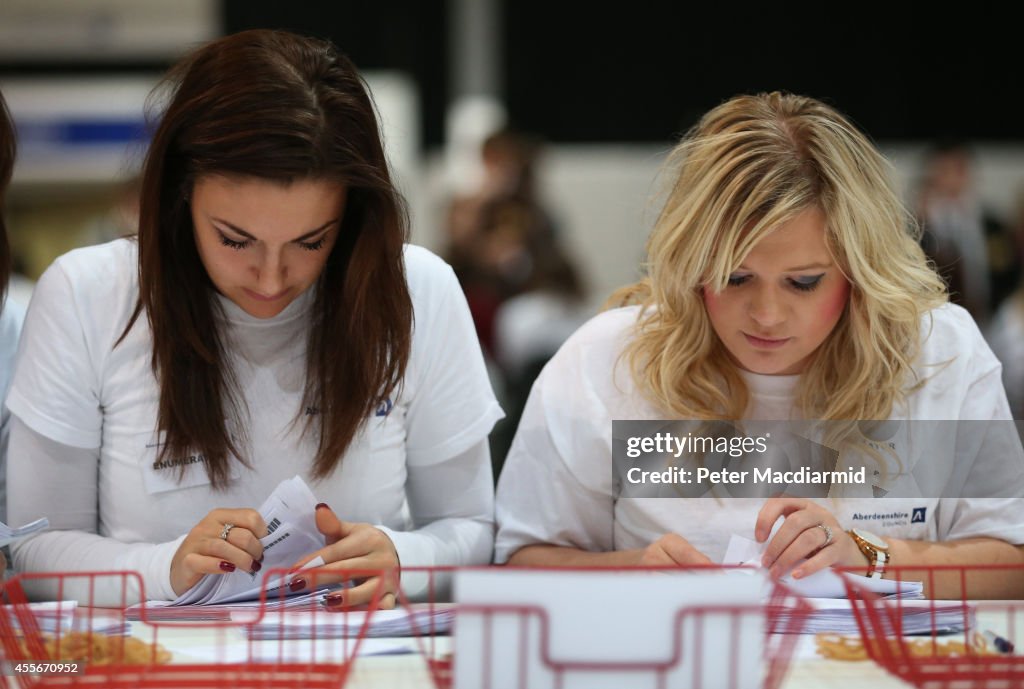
(821, 279), (852, 322)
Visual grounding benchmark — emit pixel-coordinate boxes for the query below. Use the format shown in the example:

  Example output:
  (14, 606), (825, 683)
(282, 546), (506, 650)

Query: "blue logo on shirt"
(911, 507), (927, 523)
(375, 398), (393, 417)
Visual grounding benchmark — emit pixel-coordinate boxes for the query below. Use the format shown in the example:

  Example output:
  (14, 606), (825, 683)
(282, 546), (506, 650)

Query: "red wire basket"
(0, 565), (812, 689)
(395, 565), (813, 689)
(839, 564), (1024, 689)
(0, 568), (394, 689)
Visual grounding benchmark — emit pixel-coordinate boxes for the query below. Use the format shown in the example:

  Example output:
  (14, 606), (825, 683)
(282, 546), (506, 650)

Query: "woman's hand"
(755, 497), (867, 579)
(170, 508), (268, 596)
(291, 504), (400, 610)
(638, 533), (713, 567)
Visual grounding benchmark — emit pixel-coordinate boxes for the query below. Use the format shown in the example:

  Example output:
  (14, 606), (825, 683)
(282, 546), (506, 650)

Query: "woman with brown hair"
(5, 30), (501, 605)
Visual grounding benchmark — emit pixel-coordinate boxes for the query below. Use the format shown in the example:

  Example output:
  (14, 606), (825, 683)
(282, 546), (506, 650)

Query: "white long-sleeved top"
(6, 239), (503, 604)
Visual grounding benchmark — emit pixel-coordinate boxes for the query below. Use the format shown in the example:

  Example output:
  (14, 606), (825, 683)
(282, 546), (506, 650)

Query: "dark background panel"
(2, 2), (1020, 146)
(502, 4), (1024, 142)
(224, 0), (448, 147)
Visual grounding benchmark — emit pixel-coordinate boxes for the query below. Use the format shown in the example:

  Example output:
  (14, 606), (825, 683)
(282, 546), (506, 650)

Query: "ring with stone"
(815, 523), (834, 548)
(219, 523), (235, 541)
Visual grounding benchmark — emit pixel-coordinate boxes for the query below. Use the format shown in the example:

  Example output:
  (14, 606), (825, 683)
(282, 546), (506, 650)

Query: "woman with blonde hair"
(495, 92), (1024, 598)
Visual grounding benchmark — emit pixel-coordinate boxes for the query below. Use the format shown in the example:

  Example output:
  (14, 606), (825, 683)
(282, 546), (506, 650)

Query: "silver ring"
(219, 523), (235, 541)
(815, 523), (833, 548)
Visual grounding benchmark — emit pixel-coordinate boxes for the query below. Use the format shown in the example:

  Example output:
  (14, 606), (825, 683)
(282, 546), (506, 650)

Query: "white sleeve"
(7, 416), (182, 604)
(376, 438), (494, 598)
(5, 261), (103, 448)
(403, 255), (504, 466)
(495, 355), (616, 563)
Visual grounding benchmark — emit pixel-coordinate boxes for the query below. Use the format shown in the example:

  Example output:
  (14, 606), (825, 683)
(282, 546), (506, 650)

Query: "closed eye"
(298, 236), (327, 251)
(217, 231), (251, 250)
(727, 274), (751, 287)
(789, 274), (825, 292)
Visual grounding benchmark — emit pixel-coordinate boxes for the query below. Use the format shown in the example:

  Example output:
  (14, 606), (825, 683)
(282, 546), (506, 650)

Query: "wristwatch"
(847, 528), (890, 579)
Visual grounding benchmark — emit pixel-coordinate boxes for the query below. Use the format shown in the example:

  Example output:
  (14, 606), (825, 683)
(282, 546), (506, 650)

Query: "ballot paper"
(454, 568), (767, 689)
(0, 517), (49, 548)
(723, 533), (924, 599)
(129, 476), (333, 618)
(243, 603), (455, 640)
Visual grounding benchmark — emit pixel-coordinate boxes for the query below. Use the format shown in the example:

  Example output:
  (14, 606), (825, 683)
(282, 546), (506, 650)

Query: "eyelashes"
(216, 231), (327, 252)
(218, 234), (250, 250)
(726, 273), (825, 292)
(300, 237), (326, 251)
(789, 274), (825, 292)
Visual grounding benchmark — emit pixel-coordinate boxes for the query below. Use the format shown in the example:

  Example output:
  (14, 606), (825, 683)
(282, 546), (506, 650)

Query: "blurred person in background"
(986, 187), (1024, 418)
(918, 142), (1019, 326)
(445, 128), (589, 476)
(0, 90), (27, 576)
(445, 128), (562, 355)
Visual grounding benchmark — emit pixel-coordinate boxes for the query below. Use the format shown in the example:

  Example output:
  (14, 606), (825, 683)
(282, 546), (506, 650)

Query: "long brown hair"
(0, 91), (15, 303)
(125, 30), (413, 488)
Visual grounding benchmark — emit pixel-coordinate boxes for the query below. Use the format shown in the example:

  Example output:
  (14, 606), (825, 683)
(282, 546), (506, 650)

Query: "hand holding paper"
(723, 533), (922, 599)
(755, 497), (866, 579)
(165, 476), (331, 606)
(289, 503), (400, 610)
(170, 507), (269, 596)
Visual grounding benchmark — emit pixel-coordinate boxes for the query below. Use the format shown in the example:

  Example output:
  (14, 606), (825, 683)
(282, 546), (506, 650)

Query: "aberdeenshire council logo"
(851, 511), (909, 521)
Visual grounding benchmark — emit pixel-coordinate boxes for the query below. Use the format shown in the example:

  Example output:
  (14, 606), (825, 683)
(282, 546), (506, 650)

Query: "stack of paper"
(778, 598), (974, 635)
(0, 517), (49, 548)
(1, 601), (130, 636)
(243, 604), (455, 640)
(126, 587), (334, 621)
(721, 534), (972, 636)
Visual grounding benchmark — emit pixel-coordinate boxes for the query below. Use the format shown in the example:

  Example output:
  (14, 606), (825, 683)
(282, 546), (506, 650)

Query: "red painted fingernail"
(251, 560), (262, 574)
(289, 577), (307, 593)
(315, 503), (330, 511)
(219, 561), (236, 572)
(324, 592), (344, 607)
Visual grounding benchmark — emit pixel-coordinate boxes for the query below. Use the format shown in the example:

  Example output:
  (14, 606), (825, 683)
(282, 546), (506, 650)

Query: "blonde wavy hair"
(614, 92), (947, 422)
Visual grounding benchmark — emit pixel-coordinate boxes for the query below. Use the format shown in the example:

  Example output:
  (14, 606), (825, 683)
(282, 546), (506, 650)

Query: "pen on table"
(983, 630), (1015, 654)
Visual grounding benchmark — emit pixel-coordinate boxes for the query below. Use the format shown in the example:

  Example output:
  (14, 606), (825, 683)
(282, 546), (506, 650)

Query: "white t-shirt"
(495, 303), (1024, 564)
(7, 239), (503, 601)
